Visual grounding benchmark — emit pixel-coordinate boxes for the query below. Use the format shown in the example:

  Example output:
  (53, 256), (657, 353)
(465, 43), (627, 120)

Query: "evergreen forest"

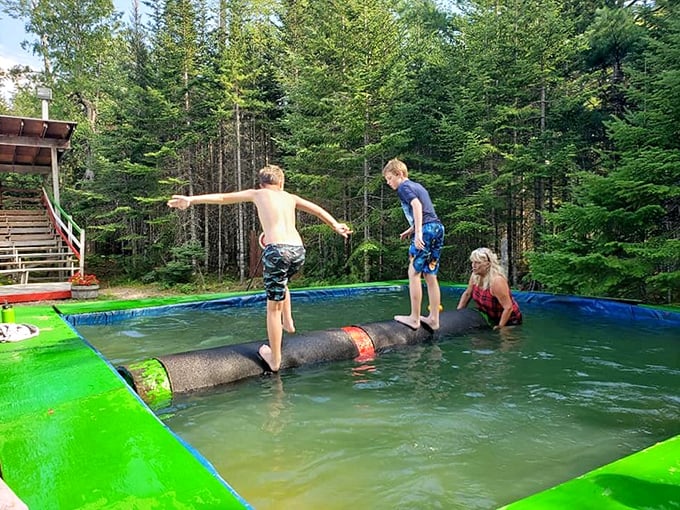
(0, 0), (678, 304)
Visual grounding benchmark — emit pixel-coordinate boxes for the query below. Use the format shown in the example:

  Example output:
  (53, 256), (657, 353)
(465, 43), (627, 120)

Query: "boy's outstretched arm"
(295, 196), (353, 238)
(167, 194), (193, 210)
(168, 190), (256, 210)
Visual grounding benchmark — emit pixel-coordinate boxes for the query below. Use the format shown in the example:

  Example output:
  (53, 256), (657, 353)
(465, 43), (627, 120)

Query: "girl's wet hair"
(470, 247), (506, 288)
(470, 247), (497, 265)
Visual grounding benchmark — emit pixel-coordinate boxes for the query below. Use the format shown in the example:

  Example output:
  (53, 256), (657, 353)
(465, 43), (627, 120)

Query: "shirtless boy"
(168, 165), (352, 372)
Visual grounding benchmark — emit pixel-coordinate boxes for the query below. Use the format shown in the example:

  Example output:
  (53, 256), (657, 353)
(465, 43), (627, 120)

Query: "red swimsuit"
(471, 284), (522, 325)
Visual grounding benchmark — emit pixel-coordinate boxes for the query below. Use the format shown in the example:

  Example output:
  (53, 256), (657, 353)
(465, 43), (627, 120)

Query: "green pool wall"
(0, 303), (251, 509)
(1, 281), (677, 509)
(500, 435), (680, 509)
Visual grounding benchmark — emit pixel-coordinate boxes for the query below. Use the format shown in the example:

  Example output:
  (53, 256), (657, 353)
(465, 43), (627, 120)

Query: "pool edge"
(498, 435), (680, 509)
(1, 281), (677, 508)
(0, 303), (252, 509)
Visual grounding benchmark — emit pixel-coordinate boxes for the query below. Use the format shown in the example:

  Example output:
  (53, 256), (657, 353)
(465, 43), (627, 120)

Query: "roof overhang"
(0, 115), (77, 175)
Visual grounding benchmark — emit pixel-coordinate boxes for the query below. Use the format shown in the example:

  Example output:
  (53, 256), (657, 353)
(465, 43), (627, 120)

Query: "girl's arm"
(457, 274), (475, 309)
(490, 276), (514, 328)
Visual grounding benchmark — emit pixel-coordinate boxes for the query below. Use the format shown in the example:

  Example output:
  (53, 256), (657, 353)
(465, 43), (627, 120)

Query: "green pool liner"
(0, 304), (250, 509)
(500, 435), (680, 509)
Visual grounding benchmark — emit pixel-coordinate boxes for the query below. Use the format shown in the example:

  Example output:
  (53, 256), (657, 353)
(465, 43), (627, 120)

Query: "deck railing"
(41, 188), (85, 275)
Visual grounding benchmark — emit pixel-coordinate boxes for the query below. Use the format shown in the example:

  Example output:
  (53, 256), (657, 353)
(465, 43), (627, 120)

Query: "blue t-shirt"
(396, 179), (439, 227)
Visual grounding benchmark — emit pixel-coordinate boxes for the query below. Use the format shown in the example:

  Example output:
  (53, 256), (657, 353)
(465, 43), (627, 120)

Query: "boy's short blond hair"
(259, 165), (284, 186)
(382, 158), (408, 178)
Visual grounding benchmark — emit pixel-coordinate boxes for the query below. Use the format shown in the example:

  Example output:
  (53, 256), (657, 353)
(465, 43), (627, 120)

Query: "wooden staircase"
(0, 209), (77, 284)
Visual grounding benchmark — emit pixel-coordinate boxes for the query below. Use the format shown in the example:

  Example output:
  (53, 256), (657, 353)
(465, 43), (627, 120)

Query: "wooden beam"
(0, 164), (51, 174)
(0, 136), (71, 149)
(51, 146), (60, 205)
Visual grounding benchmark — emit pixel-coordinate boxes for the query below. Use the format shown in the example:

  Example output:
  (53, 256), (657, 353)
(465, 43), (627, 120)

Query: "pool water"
(74, 290), (680, 510)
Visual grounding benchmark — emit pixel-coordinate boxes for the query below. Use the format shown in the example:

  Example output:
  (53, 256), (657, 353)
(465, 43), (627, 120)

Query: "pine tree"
(528, 0), (679, 303)
(278, 0), (404, 281)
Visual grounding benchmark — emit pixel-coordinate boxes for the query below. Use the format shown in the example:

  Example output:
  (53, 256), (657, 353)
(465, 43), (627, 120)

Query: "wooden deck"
(0, 282), (71, 303)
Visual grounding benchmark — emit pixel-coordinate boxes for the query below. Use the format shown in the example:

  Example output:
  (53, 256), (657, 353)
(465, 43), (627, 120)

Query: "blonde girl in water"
(457, 247), (522, 329)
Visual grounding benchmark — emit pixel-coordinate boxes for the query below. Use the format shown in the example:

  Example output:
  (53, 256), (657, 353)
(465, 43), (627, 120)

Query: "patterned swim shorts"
(409, 222), (445, 275)
(262, 244), (306, 301)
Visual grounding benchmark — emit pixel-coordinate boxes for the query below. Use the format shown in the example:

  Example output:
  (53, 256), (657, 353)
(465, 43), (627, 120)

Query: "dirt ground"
(17, 284), (189, 307)
(98, 285), (180, 301)
(96, 282), (255, 301)
(18, 279), (259, 307)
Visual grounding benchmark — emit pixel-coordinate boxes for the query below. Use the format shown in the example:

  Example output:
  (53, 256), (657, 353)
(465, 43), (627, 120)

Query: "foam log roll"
(118, 308), (488, 408)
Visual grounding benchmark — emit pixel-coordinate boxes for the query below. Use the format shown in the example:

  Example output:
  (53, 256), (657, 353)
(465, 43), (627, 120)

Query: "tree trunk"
(534, 84), (547, 248)
(363, 123), (370, 282)
(235, 102), (246, 283)
(218, 122), (225, 277)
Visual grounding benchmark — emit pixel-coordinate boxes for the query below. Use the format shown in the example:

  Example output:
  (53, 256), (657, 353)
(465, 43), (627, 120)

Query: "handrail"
(41, 187), (86, 274)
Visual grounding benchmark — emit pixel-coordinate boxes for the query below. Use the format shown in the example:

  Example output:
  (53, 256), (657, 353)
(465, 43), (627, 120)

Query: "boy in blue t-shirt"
(383, 158), (445, 330)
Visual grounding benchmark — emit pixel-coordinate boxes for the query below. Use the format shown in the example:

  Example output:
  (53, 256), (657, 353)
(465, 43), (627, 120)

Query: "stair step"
(0, 199), (79, 284)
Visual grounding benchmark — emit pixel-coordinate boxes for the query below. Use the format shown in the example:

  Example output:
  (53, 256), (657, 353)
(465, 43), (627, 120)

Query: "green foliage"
(145, 242), (205, 287)
(2, 0), (678, 304)
(527, 251), (650, 298)
(527, 0), (680, 302)
(346, 239), (381, 282)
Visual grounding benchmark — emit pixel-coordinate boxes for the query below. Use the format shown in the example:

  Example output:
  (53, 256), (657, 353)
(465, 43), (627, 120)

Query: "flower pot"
(71, 284), (100, 300)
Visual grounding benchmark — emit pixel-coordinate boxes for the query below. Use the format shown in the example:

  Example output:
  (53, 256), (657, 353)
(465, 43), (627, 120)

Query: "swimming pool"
(68, 285), (680, 510)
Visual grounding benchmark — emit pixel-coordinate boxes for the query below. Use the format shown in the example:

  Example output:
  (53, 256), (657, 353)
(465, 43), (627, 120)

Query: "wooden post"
(51, 147), (60, 206)
(248, 230), (263, 278)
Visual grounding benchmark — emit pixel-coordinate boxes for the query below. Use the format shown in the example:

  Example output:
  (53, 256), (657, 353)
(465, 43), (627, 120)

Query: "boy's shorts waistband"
(264, 243), (305, 249)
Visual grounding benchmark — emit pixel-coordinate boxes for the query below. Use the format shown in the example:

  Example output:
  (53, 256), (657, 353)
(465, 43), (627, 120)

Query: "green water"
(75, 290), (680, 510)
